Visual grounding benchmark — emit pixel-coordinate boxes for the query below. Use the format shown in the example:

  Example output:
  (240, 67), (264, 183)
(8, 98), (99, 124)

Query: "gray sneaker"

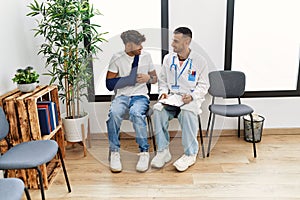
(110, 152), (122, 172)
(150, 148), (172, 168)
(136, 152), (150, 172)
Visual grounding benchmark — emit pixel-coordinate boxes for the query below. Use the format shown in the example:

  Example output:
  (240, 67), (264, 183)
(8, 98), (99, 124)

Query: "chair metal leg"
(198, 115), (205, 158)
(207, 113), (216, 157)
(58, 147), (72, 193)
(24, 187), (31, 200)
(36, 167), (45, 200)
(249, 114), (257, 158)
(108, 149), (111, 161)
(147, 116), (156, 154)
(206, 111), (212, 137)
(238, 116), (241, 138)
(3, 170), (8, 178)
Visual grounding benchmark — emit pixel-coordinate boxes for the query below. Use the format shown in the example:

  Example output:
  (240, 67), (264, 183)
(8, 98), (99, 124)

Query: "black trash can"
(243, 114), (265, 143)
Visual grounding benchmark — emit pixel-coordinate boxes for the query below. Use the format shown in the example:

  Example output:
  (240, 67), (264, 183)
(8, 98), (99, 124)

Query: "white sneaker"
(173, 154), (196, 172)
(150, 148), (172, 168)
(110, 152), (122, 172)
(136, 152), (150, 172)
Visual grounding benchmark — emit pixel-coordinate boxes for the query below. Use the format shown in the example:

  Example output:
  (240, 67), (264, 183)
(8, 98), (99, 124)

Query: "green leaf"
(27, 0), (107, 117)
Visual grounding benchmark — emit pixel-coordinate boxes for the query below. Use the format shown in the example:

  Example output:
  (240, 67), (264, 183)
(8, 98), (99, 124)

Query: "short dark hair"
(173, 27), (192, 38)
(120, 30), (146, 45)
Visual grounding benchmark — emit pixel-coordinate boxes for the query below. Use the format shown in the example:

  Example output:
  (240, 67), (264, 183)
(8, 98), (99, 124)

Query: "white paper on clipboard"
(159, 94), (184, 107)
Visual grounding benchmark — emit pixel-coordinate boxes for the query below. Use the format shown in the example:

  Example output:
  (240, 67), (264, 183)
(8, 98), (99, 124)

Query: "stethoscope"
(170, 56), (192, 87)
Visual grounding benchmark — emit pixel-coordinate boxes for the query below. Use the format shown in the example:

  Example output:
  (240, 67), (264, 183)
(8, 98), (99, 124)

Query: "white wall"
(1, 0), (299, 135)
(0, 0), (50, 93)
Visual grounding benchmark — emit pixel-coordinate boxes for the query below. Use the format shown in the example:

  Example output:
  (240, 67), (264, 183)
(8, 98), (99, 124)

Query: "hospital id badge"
(171, 85), (180, 90)
(188, 71), (196, 82)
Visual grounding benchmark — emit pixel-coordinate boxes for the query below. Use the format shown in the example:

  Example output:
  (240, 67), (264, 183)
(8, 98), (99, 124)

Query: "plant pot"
(62, 112), (89, 142)
(17, 82), (37, 93)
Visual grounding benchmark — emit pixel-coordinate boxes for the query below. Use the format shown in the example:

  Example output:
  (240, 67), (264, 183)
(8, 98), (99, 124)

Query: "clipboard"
(159, 94), (184, 107)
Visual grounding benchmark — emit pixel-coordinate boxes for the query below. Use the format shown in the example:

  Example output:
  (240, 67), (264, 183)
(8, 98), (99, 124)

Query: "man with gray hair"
(106, 30), (157, 173)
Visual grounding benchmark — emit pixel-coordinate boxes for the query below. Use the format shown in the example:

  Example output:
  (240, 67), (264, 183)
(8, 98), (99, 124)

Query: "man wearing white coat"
(151, 27), (209, 172)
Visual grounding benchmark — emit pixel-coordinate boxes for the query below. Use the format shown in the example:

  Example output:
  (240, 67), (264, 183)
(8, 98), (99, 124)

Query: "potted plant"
(27, 0), (106, 142)
(12, 66), (39, 92)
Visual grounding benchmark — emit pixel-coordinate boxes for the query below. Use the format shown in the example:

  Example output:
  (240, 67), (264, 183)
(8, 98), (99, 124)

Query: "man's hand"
(182, 94), (193, 104)
(136, 73), (150, 83)
(159, 93), (168, 100)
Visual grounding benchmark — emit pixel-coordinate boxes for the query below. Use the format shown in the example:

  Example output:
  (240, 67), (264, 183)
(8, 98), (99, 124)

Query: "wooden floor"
(27, 133), (300, 200)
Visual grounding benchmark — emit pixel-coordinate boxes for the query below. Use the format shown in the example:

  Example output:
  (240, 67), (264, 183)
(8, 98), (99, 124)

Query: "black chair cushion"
(209, 104), (254, 117)
(0, 140), (58, 169)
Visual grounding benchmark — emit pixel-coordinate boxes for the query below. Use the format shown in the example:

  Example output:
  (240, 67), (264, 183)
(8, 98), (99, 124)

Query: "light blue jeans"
(154, 105), (199, 156)
(107, 95), (150, 152)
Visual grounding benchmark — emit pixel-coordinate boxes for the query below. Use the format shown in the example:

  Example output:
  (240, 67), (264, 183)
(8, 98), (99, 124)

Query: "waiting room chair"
(0, 107), (71, 200)
(206, 70), (257, 158)
(0, 178), (31, 200)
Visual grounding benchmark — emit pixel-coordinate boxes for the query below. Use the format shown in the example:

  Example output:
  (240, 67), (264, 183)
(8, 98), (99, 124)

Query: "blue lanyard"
(170, 56), (193, 86)
(177, 58), (191, 79)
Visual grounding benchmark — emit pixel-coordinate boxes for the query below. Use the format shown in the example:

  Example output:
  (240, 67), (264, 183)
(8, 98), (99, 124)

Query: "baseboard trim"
(90, 128), (300, 140)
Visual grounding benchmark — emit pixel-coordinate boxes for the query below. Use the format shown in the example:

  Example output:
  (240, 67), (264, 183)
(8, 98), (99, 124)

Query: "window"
(225, 0), (300, 97)
(88, 0), (167, 101)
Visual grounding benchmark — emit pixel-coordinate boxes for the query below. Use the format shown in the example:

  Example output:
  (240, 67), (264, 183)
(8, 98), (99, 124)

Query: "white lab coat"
(154, 50), (209, 114)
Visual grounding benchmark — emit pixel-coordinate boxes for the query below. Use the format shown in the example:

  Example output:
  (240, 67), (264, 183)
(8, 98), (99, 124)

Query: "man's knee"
(109, 106), (125, 119)
(153, 107), (167, 118)
(180, 109), (195, 116)
(178, 109), (197, 123)
(129, 109), (144, 118)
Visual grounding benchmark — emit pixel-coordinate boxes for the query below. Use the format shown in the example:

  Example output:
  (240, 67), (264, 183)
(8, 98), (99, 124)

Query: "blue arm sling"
(106, 55), (139, 91)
